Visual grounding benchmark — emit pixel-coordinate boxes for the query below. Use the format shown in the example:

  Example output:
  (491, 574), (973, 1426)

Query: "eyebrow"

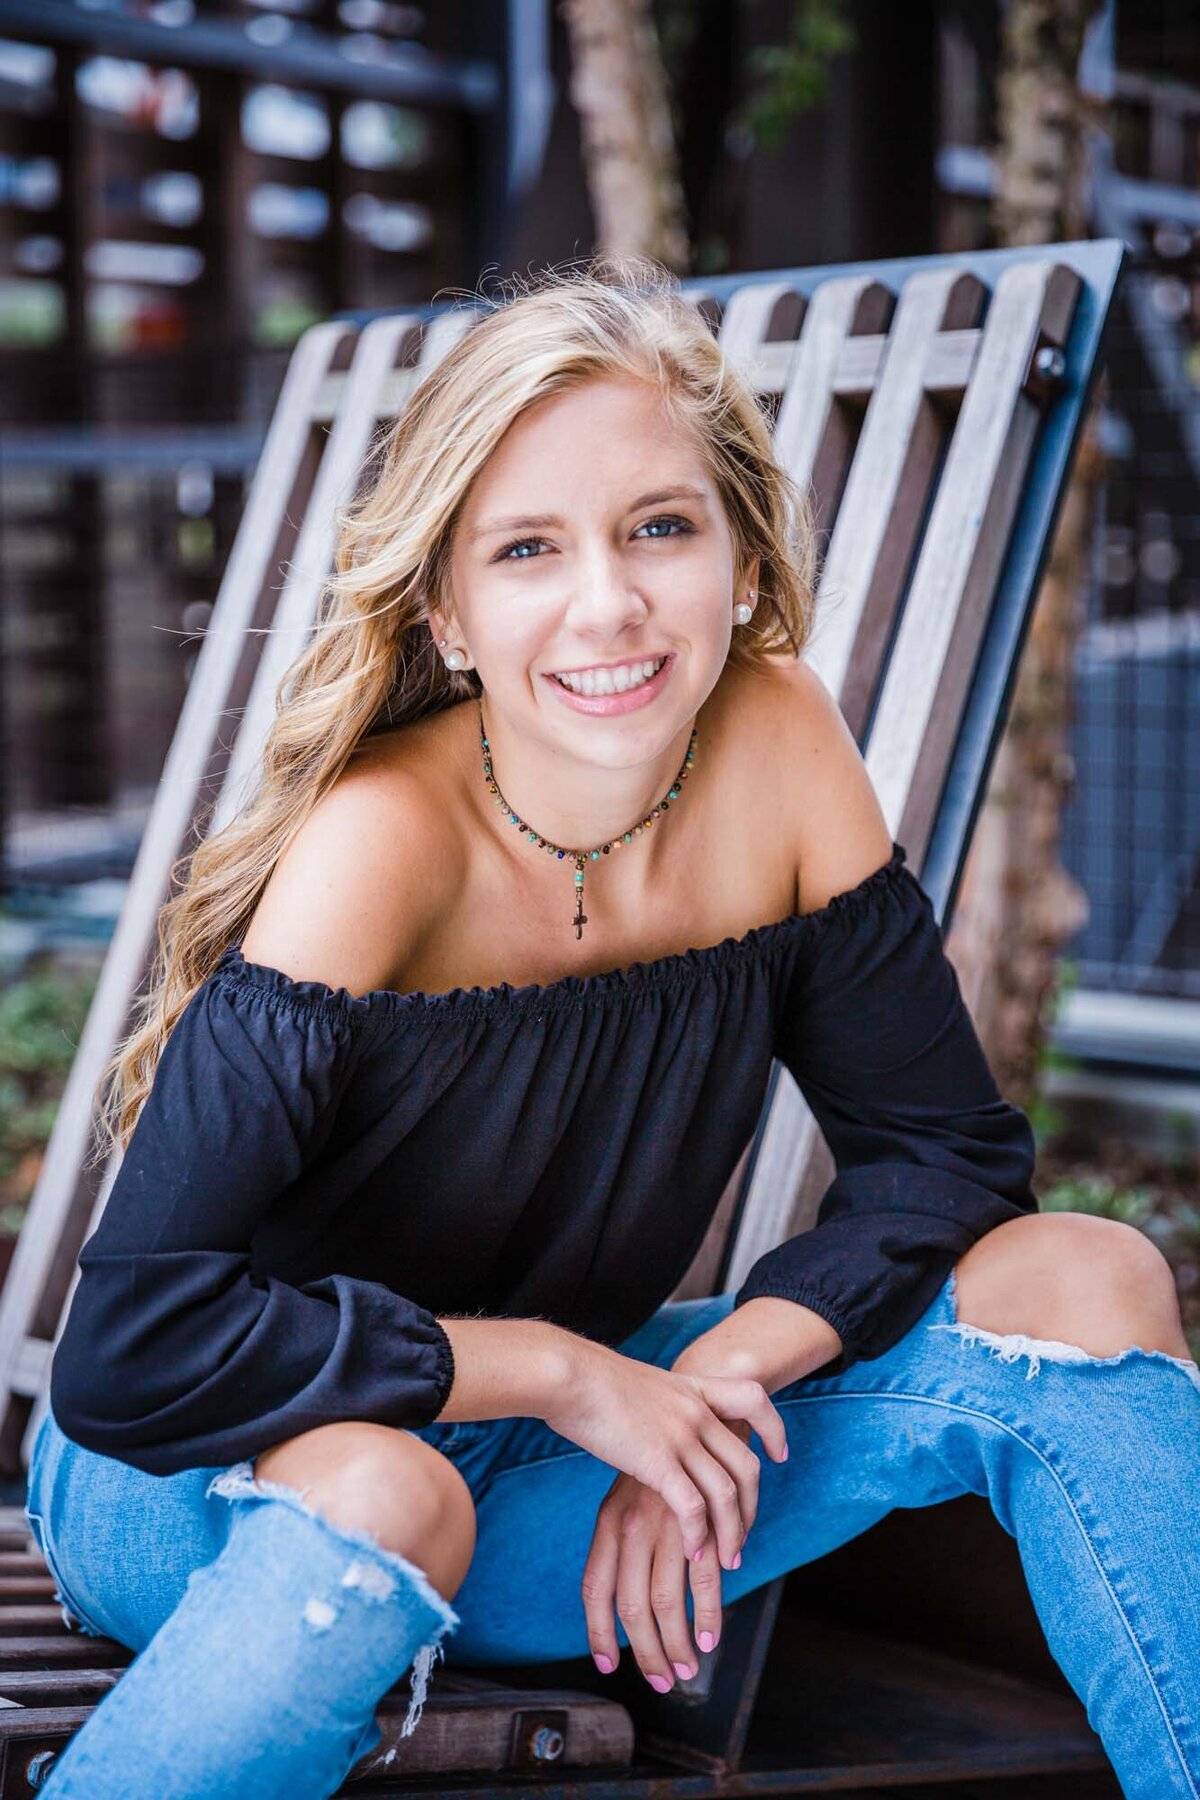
(467, 484), (710, 544)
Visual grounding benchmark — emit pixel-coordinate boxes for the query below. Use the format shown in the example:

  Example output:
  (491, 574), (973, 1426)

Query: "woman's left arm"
(674, 839), (1040, 1392)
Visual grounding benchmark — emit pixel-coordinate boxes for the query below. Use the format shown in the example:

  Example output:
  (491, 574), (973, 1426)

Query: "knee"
(953, 1211), (1188, 1359)
(253, 1423), (476, 1600)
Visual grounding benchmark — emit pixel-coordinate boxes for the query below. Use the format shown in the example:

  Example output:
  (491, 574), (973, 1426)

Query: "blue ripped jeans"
(25, 1266), (1200, 1800)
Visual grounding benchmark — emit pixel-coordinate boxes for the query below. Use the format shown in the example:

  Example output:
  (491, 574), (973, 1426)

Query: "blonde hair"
(91, 252), (818, 1165)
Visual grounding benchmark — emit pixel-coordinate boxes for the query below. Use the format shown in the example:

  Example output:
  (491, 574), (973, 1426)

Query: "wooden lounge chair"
(0, 237), (1126, 1798)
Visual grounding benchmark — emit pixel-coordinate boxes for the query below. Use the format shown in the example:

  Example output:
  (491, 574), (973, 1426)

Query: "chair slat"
(715, 280), (807, 395)
(806, 269), (986, 733)
(867, 261), (1082, 869)
(212, 313), (424, 834)
(773, 276), (893, 526)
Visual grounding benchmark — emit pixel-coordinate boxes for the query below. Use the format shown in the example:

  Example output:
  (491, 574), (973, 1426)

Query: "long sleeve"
(734, 841), (1039, 1376)
(50, 966), (455, 1476)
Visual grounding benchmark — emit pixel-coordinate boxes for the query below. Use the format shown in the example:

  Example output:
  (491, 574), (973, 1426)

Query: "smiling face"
(436, 375), (757, 774)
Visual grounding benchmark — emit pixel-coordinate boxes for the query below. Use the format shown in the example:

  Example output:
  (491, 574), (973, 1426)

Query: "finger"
(580, 1518), (621, 1675)
(687, 1528), (725, 1656)
(744, 1385), (790, 1463)
(699, 1417), (761, 1545)
(680, 1441), (744, 1571)
(659, 1466), (710, 1563)
(615, 1514), (675, 1691)
(701, 1376), (789, 1464)
(649, 1529), (700, 1681)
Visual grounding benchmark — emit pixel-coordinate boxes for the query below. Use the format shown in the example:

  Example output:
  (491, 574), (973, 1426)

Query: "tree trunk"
(944, 0), (1107, 1110)
(560, 0), (692, 269)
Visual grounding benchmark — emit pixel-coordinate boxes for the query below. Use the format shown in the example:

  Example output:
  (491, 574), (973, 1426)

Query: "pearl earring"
(444, 647), (467, 672)
(733, 597), (754, 625)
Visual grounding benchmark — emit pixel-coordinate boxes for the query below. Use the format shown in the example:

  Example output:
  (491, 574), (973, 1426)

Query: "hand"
(545, 1341), (788, 1568)
(582, 1420), (756, 1689)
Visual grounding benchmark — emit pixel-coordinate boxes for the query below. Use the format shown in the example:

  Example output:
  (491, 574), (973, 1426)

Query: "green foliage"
(740, 0), (858, 151)
(1039, 1174), (1157, 1230)
(1164, 1107), (1199, 1175)
(696, 235), (733, 277)
(1028, 953), (1083, 1154)
(654, 0), (857, 158)
(0, 955), (99, 1227)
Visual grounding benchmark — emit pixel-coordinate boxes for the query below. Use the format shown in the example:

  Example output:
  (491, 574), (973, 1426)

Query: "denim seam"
(780, 1386), (1200, 1799)
(24, 1505), (101, 1639)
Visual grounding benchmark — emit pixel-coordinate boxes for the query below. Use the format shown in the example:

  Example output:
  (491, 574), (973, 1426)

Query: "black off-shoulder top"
(50, 841), (1039, 1477)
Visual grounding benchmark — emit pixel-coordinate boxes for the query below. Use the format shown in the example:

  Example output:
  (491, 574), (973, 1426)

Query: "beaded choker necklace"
(478, 704), (697, 940)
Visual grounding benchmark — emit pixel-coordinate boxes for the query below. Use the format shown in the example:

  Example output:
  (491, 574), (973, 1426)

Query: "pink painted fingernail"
(698, 1630), (716, 1653)
(672, 1661), (696, 1680)
(731, 1550), (742, 1569)
(593, 1653), (614, 1673)
(649, 1673), (672, 1693)
(692, 1545), (704, 1562)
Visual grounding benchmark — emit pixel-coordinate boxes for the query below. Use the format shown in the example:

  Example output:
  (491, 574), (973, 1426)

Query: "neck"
(475, 701), (695, 857)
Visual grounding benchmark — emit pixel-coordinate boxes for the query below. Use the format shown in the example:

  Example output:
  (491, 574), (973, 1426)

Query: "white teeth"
(552, 655), (665, 695)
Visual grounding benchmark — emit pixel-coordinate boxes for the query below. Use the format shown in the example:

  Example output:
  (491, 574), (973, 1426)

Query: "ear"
(739, 554), (762, 598)
(425, 599), (452, 647)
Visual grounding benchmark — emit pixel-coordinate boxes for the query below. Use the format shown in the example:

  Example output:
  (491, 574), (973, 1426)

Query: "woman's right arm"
(49, 959), (459, 1476)
(432, 1316), (574, 1421)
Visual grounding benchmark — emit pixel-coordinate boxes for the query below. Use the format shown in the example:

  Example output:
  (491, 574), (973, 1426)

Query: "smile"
(549, 656), (668, 697)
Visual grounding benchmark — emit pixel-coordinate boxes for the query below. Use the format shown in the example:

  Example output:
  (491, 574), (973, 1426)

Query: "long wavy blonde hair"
(90, 252), (819, 1166)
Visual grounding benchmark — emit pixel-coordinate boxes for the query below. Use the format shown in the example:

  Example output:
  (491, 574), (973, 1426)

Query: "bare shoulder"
(714, 655), (895, 915)
(239, 716), (466, 995)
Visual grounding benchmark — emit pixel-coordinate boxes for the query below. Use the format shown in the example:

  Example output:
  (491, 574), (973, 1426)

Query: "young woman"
(26, 257), (1200, 1800)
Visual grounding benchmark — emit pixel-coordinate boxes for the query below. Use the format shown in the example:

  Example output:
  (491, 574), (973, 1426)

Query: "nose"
(563, 540), (651, 642)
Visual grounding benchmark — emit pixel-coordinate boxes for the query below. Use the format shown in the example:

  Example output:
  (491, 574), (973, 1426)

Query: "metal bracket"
(508, 1706), (569, 1769)
(1022, 325), (1070, 405)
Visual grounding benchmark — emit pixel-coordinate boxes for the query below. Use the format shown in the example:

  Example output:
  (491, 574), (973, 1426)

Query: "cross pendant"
(573, 898), (588, 940)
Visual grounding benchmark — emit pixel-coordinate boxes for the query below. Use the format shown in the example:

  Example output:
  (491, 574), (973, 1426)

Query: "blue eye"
(494, 514), (694, 562)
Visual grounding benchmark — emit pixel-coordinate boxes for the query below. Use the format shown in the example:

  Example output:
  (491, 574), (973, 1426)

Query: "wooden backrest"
(0, 241), (1125, 1475)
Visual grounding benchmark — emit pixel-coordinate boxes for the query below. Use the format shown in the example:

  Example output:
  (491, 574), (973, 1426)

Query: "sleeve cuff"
(428, 1320), (457, 1422)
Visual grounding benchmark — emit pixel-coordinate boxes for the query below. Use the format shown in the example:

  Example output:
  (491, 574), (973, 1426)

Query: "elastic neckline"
(216, 840), (908, 1022)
